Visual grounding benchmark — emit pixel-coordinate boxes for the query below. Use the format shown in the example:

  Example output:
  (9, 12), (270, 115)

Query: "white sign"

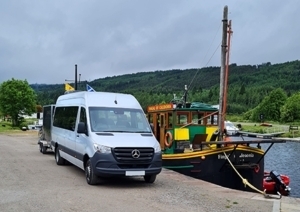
(125, 171), (145, 176)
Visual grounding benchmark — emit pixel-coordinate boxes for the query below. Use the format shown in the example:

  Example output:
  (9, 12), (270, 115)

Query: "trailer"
(38, 104), (55, 154)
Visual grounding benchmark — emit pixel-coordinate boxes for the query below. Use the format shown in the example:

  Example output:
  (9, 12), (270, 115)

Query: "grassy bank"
(0, 119), (38, 134)
(0, 121), (20, 133)
(226, 114), (300, 138)
(232, 121), (300, 138)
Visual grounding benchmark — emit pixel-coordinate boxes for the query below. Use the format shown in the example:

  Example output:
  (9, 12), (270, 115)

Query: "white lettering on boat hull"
(239, 153), (254, 158)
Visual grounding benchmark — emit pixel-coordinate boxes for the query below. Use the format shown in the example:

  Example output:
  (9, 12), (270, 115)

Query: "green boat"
(146, 7), (287, 194)
(146, 100), (285, 193)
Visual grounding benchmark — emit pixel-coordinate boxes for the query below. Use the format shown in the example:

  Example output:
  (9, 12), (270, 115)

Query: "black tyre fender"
(39, 143), (42, 153)
(55, 147), (65, 165)
(144, 174), (157, 183)
(85, 159), (99, 185)
(41, 145), (47, 154)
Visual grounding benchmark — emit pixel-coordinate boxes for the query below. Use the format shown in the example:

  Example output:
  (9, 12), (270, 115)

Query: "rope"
(222, 152), (282, 199)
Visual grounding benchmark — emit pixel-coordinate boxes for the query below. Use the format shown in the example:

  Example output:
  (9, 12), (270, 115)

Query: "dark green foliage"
(250, 88), (287, 122)
(281, 92), (300, 122)
(31, 60), (300, 117)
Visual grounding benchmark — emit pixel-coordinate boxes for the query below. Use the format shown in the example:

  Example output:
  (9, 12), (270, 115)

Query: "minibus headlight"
(154, 144), (161, 153)
(93, 143), (111, 153)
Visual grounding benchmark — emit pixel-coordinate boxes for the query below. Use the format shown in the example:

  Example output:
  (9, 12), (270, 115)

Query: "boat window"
(148, 113), (153, 123)
(168, 113), (173, 128)
(159, 114), (164, 128)
(192, 112), (204, 125)
(176, 112), (189, 125)
(207, 113), (218, 125)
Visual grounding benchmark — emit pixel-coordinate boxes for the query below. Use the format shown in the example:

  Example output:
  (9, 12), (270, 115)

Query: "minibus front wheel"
(85, 159), (100, 185)
(55, 147), (65, 165)
(144, 174), (156, 183)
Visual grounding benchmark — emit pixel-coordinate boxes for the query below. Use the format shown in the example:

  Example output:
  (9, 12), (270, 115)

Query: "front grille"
(113, 147), (154, 163)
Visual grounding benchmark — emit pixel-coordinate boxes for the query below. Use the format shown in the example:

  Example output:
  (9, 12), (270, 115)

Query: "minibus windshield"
(89, 107), (151, 133)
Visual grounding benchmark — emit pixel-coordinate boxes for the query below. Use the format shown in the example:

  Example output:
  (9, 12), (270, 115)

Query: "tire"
(55, 147), (65, 165)
(144, 174), (156, 183)
(85, 159), (100, 185)
(41, 145), (47, 154)
(39, 143), (42, 153)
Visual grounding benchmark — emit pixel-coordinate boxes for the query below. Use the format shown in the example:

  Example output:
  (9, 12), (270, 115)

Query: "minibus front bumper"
(91, 152), (162, 177)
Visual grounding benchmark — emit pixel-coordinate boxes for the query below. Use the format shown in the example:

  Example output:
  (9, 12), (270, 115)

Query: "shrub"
(19, 122), (28, 130)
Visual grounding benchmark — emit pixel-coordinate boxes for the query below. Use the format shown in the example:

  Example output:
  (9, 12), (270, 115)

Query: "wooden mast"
(218, 6), (228, 141)
(223, 20), (233, 119)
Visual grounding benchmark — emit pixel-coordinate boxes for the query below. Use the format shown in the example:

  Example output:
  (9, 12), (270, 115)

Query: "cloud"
(0, 0), (299, 84)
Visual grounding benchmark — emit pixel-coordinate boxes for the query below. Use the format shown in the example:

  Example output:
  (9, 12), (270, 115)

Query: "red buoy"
(263, 171), (291, 195)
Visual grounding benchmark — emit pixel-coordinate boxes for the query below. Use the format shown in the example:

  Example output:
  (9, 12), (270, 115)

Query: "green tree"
(281, 92), (300, 122)
(29, 59), (300, 115)
(0, 78), (36, 126)
(239, 84), (246, 95)
(251, 88), (287, 121)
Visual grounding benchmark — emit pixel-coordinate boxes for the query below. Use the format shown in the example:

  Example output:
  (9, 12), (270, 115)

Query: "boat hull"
(162, 146), (265, 192)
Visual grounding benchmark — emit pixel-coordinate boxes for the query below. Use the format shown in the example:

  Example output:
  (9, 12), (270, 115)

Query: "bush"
(226, 114), (243, 122)
(242, 110), (253, 120)
(19, 122), (28, 130)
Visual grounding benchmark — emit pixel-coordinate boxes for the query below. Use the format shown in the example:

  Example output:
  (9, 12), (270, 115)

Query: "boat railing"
(262, 126), (289, 134)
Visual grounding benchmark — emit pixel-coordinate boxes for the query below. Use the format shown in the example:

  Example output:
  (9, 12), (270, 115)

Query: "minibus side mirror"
(77, 122), (87, 135)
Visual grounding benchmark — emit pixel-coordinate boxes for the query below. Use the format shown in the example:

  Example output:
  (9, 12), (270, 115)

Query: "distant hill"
(32, 60), (300, 114)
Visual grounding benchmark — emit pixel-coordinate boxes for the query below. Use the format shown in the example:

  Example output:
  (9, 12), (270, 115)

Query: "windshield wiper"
(101, 130), (128, 133)
(101, 130), (151, 133)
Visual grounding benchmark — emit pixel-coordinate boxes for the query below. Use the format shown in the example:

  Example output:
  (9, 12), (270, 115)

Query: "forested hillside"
(32, 60), (300, 114)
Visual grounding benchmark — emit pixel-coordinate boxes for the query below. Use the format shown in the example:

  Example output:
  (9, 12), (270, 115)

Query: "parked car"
(225, 121), (239, 135)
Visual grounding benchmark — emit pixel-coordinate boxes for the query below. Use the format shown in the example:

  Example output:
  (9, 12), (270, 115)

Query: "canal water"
(261, 141), (300, 198)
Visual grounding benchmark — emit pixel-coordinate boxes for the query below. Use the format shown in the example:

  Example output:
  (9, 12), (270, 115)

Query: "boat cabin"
(147, 102), (219, 154)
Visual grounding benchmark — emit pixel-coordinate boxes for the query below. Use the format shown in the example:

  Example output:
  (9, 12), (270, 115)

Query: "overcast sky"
(0, 0), (299, 84)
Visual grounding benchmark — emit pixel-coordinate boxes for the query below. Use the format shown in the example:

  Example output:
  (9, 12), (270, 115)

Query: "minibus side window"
(79, 107), (88, 135)
(53, 106), (79, 131)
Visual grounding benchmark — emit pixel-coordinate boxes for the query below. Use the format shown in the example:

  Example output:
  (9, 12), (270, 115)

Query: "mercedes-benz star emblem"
(131, 149), (140, 159)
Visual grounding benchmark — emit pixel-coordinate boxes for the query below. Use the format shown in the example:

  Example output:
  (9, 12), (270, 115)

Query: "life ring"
(164, 132), (173, 147)
(254, 164), (260, 173)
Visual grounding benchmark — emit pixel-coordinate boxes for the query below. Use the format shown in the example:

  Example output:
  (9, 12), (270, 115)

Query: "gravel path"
(0, 132), (278, 212)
